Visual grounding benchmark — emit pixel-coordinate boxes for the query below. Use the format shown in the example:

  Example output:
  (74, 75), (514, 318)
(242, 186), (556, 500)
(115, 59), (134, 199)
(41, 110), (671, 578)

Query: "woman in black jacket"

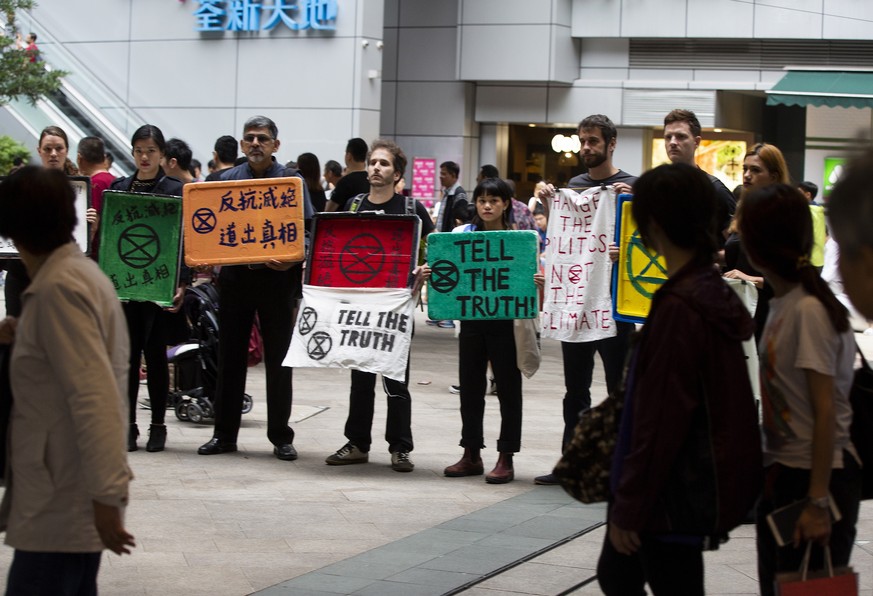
(111, 124), (186, 453)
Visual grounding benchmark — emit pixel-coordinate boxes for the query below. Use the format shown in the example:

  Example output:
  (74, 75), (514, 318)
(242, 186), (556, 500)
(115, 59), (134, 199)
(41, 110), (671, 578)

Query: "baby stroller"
(168, 282), (253, 424)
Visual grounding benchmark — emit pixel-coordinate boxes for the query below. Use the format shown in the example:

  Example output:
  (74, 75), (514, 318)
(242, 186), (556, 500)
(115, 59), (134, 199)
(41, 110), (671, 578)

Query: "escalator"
(1, 14), (139, 175)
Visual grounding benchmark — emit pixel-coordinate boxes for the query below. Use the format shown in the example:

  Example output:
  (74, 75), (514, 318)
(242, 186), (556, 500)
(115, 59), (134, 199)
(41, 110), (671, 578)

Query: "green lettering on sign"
(98, 191), (183, 306)
(427, 230), (539, 320)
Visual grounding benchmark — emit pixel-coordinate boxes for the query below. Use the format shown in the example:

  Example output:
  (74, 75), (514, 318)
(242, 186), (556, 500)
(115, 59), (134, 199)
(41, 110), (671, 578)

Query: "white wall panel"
(461, 0), (556, 25)
(397, 27), (458, 82)
(613, 127), (647, 176)
(822, 15), (873, 39)
(126, 41), (238, 108)
(824, 0), (873, 20)
(235, 38), (357, 108)
(381, 26), (399, 81)
(130, 1), (201, 41)
(620, 0), (689, 37)
(475, 86), (548, 123)
(459, 24), (551, 81)
(29, 0), (131, 43)
(360, 0), (385, 39)
(399, 0), (458, 27)
(757, 0), (823, 12)
(394, 82), (470, 136)
(380, 81), (397, 135)
(571, 0), (621, 37)
(547, 86), (624, 125)
(687, 0), (755, 37)
(580, 38), (629, 68)
(754, 5), (823, 37)
(551, 25), (580, 83)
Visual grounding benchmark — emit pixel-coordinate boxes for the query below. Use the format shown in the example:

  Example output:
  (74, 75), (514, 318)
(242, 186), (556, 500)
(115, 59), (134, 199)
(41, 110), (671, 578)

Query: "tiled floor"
(1, 291), (873, 595)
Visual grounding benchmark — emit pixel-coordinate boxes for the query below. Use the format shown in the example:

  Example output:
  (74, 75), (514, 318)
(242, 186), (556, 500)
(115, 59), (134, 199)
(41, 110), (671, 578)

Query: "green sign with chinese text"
(98, 191), (182, 306)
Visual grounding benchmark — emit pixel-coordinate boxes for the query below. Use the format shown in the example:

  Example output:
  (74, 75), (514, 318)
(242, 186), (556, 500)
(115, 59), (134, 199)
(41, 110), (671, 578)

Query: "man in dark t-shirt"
(326, 138), (370, 211)
(326, 139), (434, 474)
(536, 114), (637, 486)
(663, 109), (736, 244)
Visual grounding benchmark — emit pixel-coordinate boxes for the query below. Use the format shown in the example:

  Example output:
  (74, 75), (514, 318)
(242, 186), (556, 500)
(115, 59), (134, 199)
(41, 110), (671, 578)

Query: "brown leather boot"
(444, 448), (484, 477)
(486, 452), (514, 484)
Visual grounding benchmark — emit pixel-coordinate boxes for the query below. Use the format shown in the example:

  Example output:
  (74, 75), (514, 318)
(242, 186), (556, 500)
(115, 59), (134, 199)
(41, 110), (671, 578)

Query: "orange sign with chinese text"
(183, 177), (305, 266)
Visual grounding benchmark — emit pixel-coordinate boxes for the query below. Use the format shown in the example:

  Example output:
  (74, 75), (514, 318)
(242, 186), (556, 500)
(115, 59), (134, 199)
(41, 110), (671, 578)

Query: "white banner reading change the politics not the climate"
(542, 187), (617, 343)
(283, 285), (416, 381)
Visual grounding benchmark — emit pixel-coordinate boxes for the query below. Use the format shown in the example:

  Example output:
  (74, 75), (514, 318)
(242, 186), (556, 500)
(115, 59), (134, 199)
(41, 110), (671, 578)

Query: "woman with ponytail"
(739, 184), (861, 596)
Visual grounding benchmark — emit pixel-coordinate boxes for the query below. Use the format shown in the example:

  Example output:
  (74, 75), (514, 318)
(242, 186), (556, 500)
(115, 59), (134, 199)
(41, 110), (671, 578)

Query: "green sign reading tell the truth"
(427, 230), (539, 320)
(97, 191), (182, 306)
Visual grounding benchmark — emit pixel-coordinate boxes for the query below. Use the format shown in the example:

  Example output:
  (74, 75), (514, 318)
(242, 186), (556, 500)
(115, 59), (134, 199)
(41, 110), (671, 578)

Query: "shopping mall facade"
(8, 0), (873, 199)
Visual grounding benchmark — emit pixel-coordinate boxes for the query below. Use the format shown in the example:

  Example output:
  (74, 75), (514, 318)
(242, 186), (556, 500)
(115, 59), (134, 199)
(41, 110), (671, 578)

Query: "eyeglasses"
(242, 134), (274, 144)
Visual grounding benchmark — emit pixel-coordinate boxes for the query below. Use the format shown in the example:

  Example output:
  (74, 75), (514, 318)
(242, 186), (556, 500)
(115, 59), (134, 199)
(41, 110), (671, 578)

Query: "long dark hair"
(738, 184), (848, 333)
(38, 125), (78, 175)
(296, 152), (321, 193)
(471, 177), (512, 230)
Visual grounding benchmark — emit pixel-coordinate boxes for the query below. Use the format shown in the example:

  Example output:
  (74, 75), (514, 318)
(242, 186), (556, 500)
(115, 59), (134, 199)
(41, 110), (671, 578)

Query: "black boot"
(128, 423), (139, 452)
(146, 424), (167, 452)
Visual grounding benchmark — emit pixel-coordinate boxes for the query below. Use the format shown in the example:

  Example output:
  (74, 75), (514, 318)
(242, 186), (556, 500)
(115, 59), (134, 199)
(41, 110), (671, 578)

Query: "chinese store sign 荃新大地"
(194, 0), (337, 32)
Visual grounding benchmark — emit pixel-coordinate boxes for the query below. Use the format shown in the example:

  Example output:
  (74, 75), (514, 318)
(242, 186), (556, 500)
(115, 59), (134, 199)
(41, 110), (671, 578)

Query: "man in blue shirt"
(198, 115), (314, 461)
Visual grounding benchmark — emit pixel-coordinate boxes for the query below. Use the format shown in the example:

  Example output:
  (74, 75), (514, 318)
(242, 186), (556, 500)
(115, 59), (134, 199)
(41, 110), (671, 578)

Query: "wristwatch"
(807, 495), (830, 509)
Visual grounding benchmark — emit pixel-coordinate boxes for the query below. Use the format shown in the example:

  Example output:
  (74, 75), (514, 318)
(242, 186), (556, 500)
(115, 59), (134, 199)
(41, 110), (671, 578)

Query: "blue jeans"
(6, 550), (101, 596)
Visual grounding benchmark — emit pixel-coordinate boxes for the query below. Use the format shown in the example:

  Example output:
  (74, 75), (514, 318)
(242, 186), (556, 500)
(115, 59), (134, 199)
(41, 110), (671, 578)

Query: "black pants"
(123, 300), (169, 425)
(7, 550), (101, 596)
(755, 451), (861, 596)
(597, 529), (704, 596)
(458, 319), (522, 453)
(212, 266), (299, 445)
(345, 366), (413, 454)
(560, 321), (633, 449)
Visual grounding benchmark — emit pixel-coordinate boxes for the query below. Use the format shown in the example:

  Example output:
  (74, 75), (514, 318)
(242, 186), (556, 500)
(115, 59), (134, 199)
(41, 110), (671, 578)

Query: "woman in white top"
(739, 183), (861, 596)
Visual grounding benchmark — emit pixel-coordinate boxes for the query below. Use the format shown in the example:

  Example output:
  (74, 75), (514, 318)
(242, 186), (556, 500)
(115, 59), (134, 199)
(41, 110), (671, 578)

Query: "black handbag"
(849, 344), (873, 499)
(552, 391), (623, 504)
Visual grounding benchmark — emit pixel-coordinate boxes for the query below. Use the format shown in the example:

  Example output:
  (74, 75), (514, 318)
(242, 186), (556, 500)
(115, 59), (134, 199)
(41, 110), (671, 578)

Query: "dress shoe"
(534, 472), (559, 485)
(273, 443), (298, 461)
(444, 450), (484, 477)
(485, 453), (514, 484)
(197, 437), (237, 455)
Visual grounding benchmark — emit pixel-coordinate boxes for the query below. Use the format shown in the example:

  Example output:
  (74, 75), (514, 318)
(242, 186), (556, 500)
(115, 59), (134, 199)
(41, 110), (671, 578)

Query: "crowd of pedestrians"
(0, 108), (872, 594)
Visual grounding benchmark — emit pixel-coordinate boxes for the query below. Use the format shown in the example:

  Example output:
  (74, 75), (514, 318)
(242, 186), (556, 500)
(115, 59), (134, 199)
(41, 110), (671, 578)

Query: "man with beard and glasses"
(533, 114), (637, 485)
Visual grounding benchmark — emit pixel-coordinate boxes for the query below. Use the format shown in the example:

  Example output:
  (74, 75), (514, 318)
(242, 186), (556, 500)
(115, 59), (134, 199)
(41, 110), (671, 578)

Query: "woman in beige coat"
(0, 167), (135, 594)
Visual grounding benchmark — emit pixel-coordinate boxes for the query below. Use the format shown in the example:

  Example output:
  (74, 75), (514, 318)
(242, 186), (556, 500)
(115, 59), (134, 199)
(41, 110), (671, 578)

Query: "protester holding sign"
(740, 184), (859, 596)
(323, 139), (434, 473)
(436, 177), (544, 484)
(598, 164), (761, 595)
(111, 124), (186, 453)
(534, 114), (637, 486)
(198, 116), (314, 462)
